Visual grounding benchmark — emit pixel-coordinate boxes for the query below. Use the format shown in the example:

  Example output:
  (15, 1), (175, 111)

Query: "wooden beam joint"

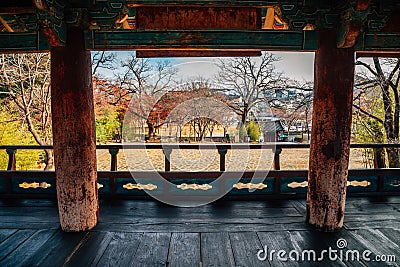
(337, 0), (371, 48)
(34, 0), (66, 47)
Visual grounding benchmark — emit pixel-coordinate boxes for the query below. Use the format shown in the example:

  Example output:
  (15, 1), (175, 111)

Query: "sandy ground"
(97, 146), (367, 171)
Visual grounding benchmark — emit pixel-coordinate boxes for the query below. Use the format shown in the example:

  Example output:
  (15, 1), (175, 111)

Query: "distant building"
(258, 119), (284, 142)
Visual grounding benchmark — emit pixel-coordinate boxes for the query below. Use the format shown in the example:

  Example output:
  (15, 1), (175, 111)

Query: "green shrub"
(294, 134), (303, 143)
(247, 120), (260, 141)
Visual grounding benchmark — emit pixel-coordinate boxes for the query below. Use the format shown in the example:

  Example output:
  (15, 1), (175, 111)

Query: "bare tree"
(0, 53), (53, 169)
(119, 54), (177, 96)
(165, 80), (237, 141)
(355, 57), (400, 167)
(216, 53), (284, 124)
(91, 51), (116, 76)
(92, 54), (177, 141)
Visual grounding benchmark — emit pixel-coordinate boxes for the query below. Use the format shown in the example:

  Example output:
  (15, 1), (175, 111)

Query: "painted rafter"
(337, 0), (371, 48)
(34, 0), (66, 46)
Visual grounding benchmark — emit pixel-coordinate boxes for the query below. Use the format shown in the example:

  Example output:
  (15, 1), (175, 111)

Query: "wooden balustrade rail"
(0, 143), (394, 172)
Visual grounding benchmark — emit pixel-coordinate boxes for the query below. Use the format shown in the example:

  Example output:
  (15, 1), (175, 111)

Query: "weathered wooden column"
(51, 27), (98, 232)
(306, 29), (355, 232)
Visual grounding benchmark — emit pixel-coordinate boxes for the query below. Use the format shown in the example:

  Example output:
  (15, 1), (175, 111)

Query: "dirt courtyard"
(97, 147), (367, 171)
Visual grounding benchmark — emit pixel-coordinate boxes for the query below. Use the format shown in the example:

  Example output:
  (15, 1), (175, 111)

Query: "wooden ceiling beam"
(88, 30), (318, 51)
(136, 49), (262, 57)
(135, 6), (261, 30)
(2, 30), (400, 53)
(127, 0), (274, 7)
(0, 7), (36, 14)
(356, 52), (400, 58)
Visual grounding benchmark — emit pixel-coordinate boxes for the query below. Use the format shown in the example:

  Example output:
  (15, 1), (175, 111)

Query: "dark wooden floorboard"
(257, 231), (307, 267)
(201, 232), (236, 267)
(344, 220), (400, 230)
(229, 232), (266, 267)
(290, 200), (307, 214)
(167, 233), (200, 267)
(133, 233), (171, 267)
(0, 229), (17, 244)
(290, 231), (349, 267)
(32, 230), (87, 267)
(0, 197), (398, 266)
(348, 229), (399, 265)
(94, 221), (310, 233)
(378, 228), (400, 249)
(0, 229), (35, 262)
(0, 229), (56, 267)
(96, 232), (143, 267)
(65, 231), (113, 267)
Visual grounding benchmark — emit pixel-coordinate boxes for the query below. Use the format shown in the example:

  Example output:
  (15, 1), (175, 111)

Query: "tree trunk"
(51, 27), (98, 232)
(373, 58), (400, 167)
(44, 149), (54, 170)
(306, 29), (354, 232)
(147, 122), (154, 140)
(241, 106), (248, 125)
(387, 148), (400, 168)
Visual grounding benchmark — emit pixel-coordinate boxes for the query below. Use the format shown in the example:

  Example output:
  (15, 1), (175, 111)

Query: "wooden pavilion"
(0, 0), (400, 242)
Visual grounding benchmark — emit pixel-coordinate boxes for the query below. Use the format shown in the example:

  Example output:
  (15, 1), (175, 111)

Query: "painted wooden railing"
(0, 144), (399, 198)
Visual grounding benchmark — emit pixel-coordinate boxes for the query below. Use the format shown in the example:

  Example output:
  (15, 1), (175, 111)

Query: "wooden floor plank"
(257, 231), (307, 267)
(0, 215), (59, 223)
(96, 232), (143, 267)
(0, 229), (56, 267)
(132, 232), (171, 267)
(289, 231), (347, 267)
(0, 229), (35, 262)
(0, 207), (59, 216)
(201, 232), (236, 267)
(344, 220), (400, 230)
(345, 202), (399, 214)
(167, 233), (200, 267)
(65, 231), (113, 267)
(378, 228), (400, 249)
(0, 197), (397, 266)
(0, 229), (17, 244)
(289, 200), (307, 214)
(229, 232), (267, 267)
(316, 229), (390, 267)
(349, 229), (400, 264)
(97, 215), (304, 225)
(94, 221), (309, 233)
(100, 206), (301, 220)
(32, 230), (87, 267)
(0, 222), (59, 229)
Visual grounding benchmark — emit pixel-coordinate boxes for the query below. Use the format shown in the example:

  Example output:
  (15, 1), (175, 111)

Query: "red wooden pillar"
(51, 27), (98, 232)
(306, 29), (355, 232)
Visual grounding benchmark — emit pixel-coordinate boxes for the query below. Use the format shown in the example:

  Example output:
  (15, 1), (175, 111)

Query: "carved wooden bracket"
(233, 182), (268, 190)
(19, 181), (51, 189)
(390, 180), (400, 187)
(123, 183), (157, 190)
(347, 180), (371, 187)
(287, 180), (372, 189)
(288, 181), (308, 188)
(177, 183), (212, 191)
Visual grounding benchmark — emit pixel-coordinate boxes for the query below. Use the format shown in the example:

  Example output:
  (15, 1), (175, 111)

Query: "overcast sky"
(170, 52), (315, 82)
(96, 51), (315, 82)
